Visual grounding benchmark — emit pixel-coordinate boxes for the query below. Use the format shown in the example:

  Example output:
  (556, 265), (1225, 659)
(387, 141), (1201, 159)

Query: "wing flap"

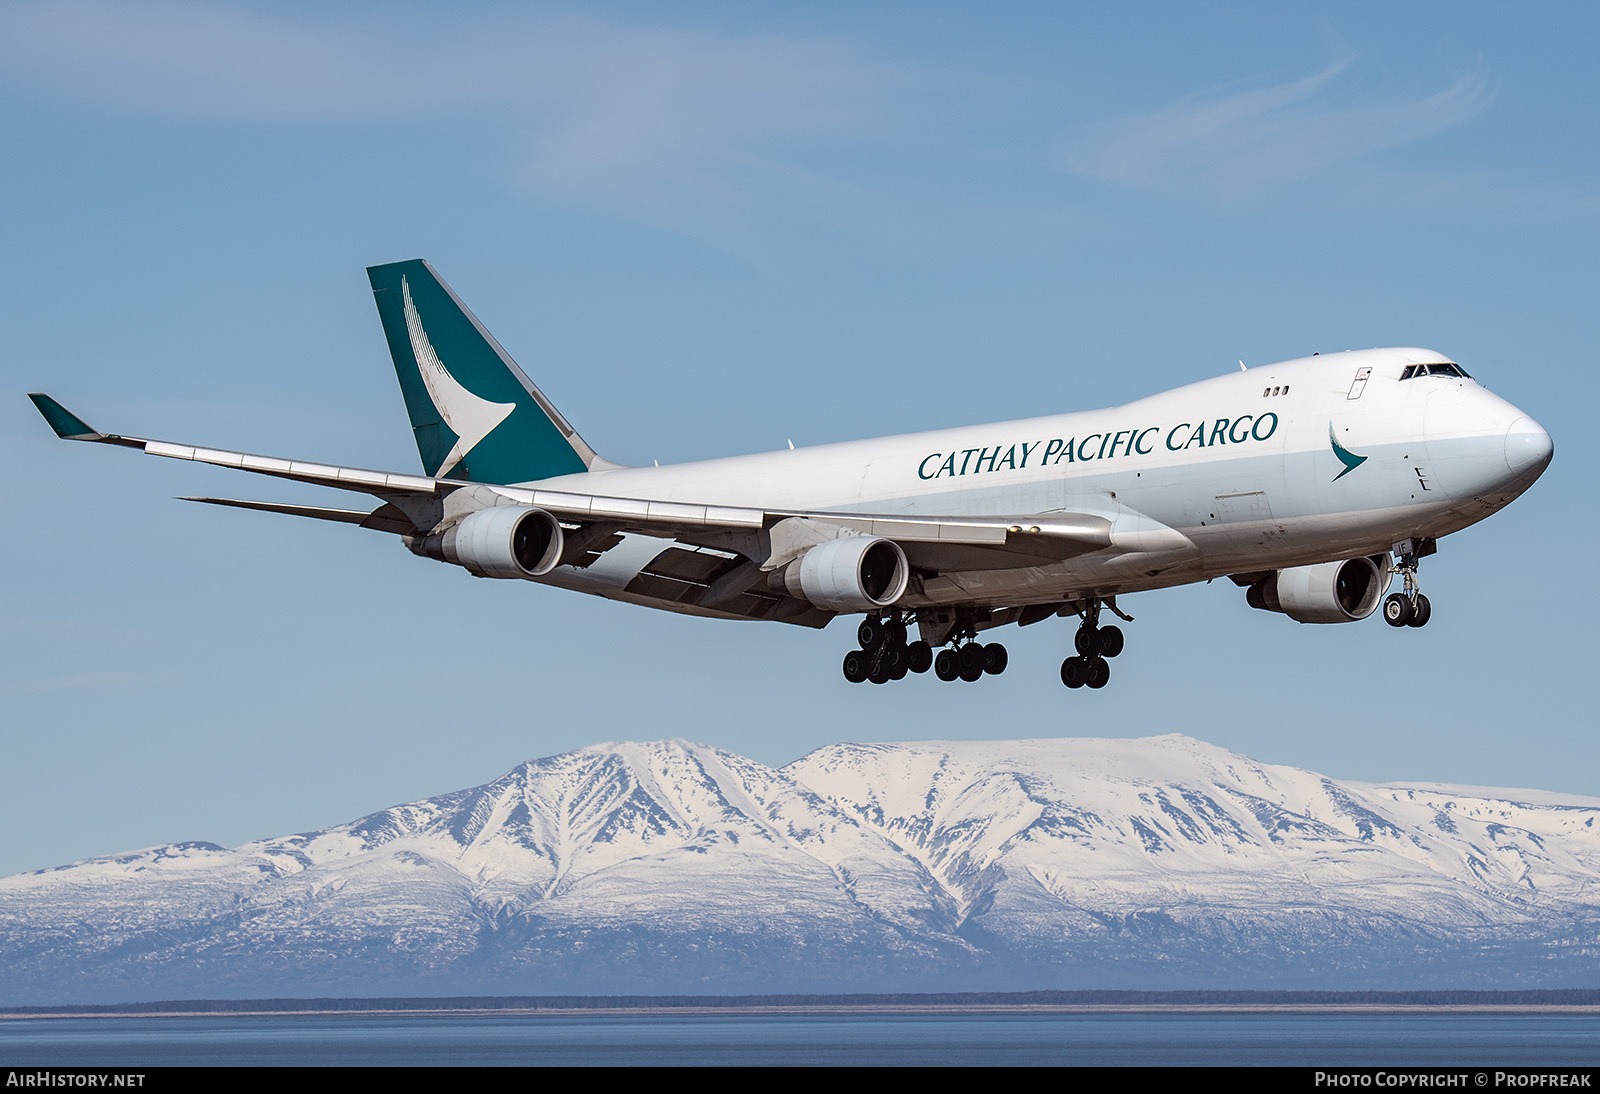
(767, 510), (1113, 556)
(642, 546), (743, 584)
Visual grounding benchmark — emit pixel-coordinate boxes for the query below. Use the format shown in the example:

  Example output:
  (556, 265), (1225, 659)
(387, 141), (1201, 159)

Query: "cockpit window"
(1400, 363), (1472, 380)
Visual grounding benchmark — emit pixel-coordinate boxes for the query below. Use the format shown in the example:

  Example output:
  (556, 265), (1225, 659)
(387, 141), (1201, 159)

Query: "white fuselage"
(531, 348), (1551, 616)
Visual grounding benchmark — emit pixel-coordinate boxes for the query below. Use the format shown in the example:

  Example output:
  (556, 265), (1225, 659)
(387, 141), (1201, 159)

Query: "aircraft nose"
(1504, 415), (1553, 478)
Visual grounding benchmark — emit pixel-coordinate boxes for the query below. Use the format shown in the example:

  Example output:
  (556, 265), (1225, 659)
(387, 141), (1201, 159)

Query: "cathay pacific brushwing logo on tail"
(1329, 423), (1368, 481)
(402, 275), (515, 476)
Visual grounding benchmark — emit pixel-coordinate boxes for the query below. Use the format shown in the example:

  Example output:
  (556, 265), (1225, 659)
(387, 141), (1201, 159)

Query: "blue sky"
(2, 2), (1595, 876)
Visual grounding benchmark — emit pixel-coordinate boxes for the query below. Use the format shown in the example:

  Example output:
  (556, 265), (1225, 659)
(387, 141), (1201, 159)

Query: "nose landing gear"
(1383, 539), (1433, 629)
(1060, 597), (1129, 690)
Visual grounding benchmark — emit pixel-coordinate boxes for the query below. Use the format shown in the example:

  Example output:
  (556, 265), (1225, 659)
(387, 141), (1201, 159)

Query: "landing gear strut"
(842, 613), (932, 685)
(1060, 598), (1128, 690)
(842, 615), (916, 684)
(1383, 539), (1433, 629)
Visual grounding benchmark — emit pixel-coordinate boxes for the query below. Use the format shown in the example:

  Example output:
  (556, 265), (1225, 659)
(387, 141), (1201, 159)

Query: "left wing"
(30, 394), (1190, 599)
(29, 392), (1118, 550)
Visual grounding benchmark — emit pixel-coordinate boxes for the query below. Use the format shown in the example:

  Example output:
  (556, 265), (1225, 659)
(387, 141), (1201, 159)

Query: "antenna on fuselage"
(1238, 360), (1247, 371)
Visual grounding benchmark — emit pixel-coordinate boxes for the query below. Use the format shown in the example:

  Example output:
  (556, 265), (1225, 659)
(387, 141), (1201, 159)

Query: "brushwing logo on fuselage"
(402, 276), (514, 477)
(1329, 424), (1368, 481)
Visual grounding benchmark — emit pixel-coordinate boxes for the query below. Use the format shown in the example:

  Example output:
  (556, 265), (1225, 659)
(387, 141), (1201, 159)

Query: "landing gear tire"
(1384, 593), (1413, 627)
(1064, 598), (1130, 689)
(1060, 656), (1090, 689)
(907, 640), (933, 674)
(842, 650), (868, 683)
(1407, 593), (1432, 628)
(886, 646), (909, 680)
(958, 642), (986, 682)
(868, 660), (892, 684)
(934, 649), (960, 682)
(958, 642), (985, 677)
(983, 643), (1008, 675)
(1098, 626), (1124, 659)
(1074, 627), (1105, 659)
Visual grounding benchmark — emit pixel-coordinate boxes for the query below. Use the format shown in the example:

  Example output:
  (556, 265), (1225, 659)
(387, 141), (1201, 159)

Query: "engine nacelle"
(431, 506), (565, 579)
(1246, 555), (1391, 623)
(782, 535), (909, 612)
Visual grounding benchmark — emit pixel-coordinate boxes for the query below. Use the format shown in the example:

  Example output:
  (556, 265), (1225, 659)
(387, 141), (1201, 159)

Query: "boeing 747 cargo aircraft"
(30, 260), (1553, 689)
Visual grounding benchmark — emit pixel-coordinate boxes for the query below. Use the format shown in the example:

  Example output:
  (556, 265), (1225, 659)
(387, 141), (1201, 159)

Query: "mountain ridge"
(3, 734), (1596, 1003)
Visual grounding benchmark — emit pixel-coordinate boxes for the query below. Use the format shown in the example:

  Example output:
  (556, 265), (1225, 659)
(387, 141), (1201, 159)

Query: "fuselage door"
(1212, 490), (1284, 558)
(1347, 367), (1372, 400)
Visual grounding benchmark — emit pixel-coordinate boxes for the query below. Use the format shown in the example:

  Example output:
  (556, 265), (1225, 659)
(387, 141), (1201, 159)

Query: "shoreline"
(8, 1002), (1600, 1021)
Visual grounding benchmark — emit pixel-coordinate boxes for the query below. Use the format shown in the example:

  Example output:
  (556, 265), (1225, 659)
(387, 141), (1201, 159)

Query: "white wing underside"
(402, 276), (514, 475)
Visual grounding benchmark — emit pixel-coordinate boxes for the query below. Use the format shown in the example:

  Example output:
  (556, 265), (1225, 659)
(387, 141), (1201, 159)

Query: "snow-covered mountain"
(3, 735), (1597, 1003)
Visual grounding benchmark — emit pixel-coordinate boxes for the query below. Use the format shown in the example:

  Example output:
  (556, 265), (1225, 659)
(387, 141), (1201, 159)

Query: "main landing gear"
(842, 615), (1006, 685)
(1060, 598), (1128, 690)
(1382, 539), (1433, 629)
(933, 636), (1007, 683)
(843, 602), (1134, 689)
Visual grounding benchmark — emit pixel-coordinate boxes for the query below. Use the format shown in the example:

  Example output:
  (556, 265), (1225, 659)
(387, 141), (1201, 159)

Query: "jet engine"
(781, 535), (909, 612)
(1245, 555), (1391, 623)
(417, 506), (565, 579)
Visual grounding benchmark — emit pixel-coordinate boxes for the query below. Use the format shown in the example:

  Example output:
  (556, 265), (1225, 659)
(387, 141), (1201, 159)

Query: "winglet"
(28, 394), (146, 448)
(28, 393), (103, 440)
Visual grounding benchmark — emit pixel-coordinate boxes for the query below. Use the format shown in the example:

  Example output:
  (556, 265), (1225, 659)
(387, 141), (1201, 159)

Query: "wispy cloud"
(0, 1), (412, 120)
(0, 1), (897, 239)
(1061, 57), (1493, 205)
(1, 670), (172, 697)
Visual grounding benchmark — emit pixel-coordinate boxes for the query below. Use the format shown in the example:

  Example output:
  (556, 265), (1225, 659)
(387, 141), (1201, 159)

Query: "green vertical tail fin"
(367, 259), (605, 484)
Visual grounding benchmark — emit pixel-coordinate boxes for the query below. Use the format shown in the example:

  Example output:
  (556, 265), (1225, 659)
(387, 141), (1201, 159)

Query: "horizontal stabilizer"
(180, 497), (417, 534)
(181, 496), (371, 523)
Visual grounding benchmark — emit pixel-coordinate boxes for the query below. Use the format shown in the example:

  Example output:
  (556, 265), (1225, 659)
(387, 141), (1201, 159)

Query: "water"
(2, 1011), (1598, 1066)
